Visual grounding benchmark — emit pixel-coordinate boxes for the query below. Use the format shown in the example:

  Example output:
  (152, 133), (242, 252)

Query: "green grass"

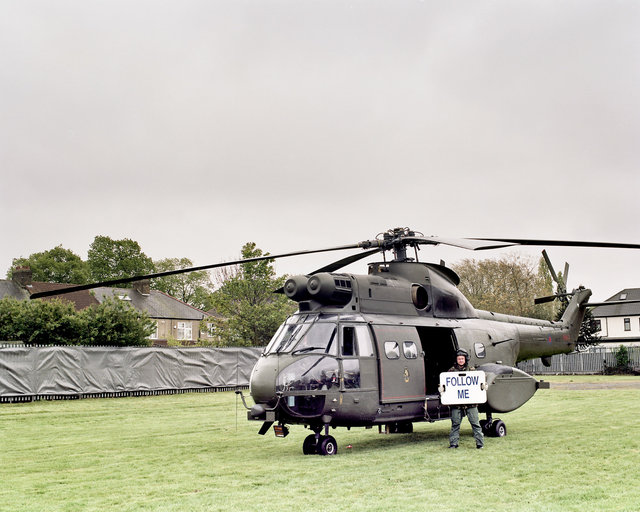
(2, 376), (639, 512)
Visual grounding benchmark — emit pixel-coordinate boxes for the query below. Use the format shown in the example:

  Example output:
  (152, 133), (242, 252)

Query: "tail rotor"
(534, 250), (571, 305)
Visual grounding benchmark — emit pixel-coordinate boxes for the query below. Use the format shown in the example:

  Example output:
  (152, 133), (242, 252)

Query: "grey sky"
(1, 0), (639, 301)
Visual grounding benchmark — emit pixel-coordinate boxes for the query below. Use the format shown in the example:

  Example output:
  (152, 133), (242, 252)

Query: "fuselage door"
(371, 325), (425, 403)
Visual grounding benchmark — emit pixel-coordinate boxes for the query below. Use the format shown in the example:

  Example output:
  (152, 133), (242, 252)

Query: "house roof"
(591, 288), (640, 318)
(92, 287), (209, 320)
(28, 282), (100, 310)
(0, 281), (30, 300)
(0, 280), (98, 310)
(1, 277), (209, 320)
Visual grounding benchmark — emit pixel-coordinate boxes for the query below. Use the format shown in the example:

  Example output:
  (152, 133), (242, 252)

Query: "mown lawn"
(1, 376), (639, 512)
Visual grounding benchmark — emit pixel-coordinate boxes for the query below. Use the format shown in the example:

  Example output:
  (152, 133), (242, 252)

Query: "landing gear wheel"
(491, 419), (507, 437)
(317, 435), (338, 456)
(302, 434), (317, 455)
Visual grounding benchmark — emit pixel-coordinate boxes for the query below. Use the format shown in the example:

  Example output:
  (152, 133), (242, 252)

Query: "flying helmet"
(455, 349), (469, 363)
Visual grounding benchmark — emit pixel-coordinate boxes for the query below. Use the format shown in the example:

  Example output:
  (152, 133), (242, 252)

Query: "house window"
(149, 321), (158, 340)
(594, 319), (601, 332)
(620, 293), (628, 300)
(202, 322), (216, 337)
(177, 322), (193, 340)
(624, 318), (631, 331)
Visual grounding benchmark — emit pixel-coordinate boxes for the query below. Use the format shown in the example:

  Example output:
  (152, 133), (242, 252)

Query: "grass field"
(2, 376), (639, 512)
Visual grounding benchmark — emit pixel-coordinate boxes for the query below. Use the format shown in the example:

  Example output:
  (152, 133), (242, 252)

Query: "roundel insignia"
(404, 367), (410, 383)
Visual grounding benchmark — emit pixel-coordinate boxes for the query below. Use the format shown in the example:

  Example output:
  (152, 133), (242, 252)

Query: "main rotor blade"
(29, 242), (366, 299)
(309, 248), (382, 275)
(471, 238), (640, 249)
(403, 236), (519, 251)
(585, 299), (640, 307)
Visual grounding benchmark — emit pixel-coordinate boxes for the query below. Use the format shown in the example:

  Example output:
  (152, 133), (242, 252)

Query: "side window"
(342, 326), (357, 357)
(403, 341), (418, 359)
(384, 341), (400, 359)
(474, 343), (486, 359)
(355, 325), (374, 356)
(342, 325), (375, 357)
(342, 359), (360, 389)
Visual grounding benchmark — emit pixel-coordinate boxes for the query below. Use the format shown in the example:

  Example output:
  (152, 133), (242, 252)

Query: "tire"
(317, 435), (338, 456)
(491, 419), (507, 437)
(302, 434), (317, 455)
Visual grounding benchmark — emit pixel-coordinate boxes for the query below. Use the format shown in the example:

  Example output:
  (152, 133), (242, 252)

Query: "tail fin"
(560, 288), (592, 344)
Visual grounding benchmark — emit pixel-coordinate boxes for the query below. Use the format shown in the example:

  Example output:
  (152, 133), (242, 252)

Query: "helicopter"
(30, 227), (640, 455)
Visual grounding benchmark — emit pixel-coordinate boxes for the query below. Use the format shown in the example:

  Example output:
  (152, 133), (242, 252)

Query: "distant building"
(1, 267), (216, 346)
(591, 288), (640, 347)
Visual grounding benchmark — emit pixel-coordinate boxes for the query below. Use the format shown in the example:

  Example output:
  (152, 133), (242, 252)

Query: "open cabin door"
(371, 325), (425, 403)
(416, 326), (458, 395)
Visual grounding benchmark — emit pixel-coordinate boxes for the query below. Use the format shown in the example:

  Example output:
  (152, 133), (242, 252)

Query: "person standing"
(448, 349), (484, 449)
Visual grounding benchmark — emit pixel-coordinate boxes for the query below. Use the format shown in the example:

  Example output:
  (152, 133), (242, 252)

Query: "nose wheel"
(302, 433), (338, 455)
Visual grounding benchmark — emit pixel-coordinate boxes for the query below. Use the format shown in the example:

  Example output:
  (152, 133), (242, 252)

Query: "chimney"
(12, 266), (33, 287)
(133, 279), (151, 296)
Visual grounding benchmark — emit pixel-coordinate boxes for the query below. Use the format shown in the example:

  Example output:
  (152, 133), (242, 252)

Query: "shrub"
(0, 297), (81, 344)
(78, 297), (154, 346)
(614, 344), (630, 369)
(0, 296), (154, 346)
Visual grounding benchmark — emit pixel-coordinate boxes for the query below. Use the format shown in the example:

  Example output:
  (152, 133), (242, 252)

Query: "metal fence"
(0, 345), (262, 403)
(517, 346), (640, 375)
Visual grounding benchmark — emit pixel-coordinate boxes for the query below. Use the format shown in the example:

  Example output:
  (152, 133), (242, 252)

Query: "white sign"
(439, 371), (487, 405)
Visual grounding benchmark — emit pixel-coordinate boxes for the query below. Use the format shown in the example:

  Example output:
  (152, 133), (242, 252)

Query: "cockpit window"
(265, 322), (310, 354)
(290, 323), (337, 356)
(264, 320), (337, 356)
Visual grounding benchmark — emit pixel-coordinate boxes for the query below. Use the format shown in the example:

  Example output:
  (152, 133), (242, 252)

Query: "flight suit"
(448, 363), (484, 448)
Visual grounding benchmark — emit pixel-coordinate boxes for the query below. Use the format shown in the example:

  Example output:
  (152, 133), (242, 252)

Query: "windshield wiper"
(292, 346), (325, 355)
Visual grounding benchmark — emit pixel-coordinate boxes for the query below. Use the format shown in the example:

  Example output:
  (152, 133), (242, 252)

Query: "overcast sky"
(1, 0), (639, 302)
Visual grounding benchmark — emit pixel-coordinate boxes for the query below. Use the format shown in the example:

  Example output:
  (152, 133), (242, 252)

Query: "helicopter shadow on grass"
(312, 426), (453, 455)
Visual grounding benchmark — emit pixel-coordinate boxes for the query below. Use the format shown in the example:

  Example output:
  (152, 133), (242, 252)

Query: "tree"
(7, 246), (89, 284)
(206, 243), (297, 346)
(452, 254), (555, 320)
(152, 257), (213, 309)
(87, 236), (154, 284)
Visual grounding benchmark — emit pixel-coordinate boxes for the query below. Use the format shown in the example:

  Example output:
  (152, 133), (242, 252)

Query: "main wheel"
(480, 419), (492, 435)
(491, 419), (507, 437)
(302, 434), (317, 455)
(317, 435), (338, 456)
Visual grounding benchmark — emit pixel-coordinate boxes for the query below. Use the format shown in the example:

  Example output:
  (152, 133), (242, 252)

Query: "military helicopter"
(31, 227), (640, 455)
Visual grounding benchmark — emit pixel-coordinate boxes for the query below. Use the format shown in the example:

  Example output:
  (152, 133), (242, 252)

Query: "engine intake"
(283, 273), (353, 306)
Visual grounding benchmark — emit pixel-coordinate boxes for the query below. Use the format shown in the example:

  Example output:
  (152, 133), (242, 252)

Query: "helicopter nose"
(249, 356), (280, 405)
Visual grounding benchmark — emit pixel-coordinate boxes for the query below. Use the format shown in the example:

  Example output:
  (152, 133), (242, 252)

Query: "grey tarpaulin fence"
(3, 345), (638, 403)
(0, 345), (262, 403)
